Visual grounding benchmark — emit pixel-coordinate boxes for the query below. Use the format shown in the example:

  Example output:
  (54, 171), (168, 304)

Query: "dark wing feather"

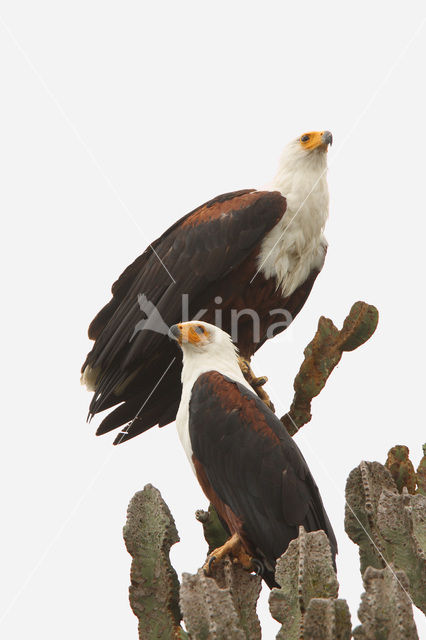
(189, 371), (337, 571)
(88, 189), (254, 340)
(83, 190), (286, 433)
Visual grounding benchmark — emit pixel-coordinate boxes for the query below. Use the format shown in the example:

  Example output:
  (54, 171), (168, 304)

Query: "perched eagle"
(169, 320), (337, 587)
(82, 131), (332, 443)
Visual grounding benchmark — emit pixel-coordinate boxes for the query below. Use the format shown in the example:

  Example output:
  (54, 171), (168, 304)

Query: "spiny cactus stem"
(359, 461), (386, 563)
(297, 526), (307, 639)
(281, 301), (378, 436)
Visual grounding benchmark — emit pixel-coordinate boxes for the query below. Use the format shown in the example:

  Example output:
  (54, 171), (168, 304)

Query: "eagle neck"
(180, 350), (251, 394)
(259, 149), (329, 297)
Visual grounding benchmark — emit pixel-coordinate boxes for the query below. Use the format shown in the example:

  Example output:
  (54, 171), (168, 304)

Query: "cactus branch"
(123, 484), (185, 639)
(353, 566), (419, 640)
(345, 460), (426, 614)
(385, 445), (417, 494)
(268, 527), (342, 639)
(281, 301), (378, 436)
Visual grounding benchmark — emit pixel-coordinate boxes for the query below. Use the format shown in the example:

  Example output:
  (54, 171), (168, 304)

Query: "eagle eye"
(194, 325), (205, 335)
(301, 134), (310, 142)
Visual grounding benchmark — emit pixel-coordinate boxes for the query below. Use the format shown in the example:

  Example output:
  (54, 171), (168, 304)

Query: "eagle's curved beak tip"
(322, 131), (333, 146)
(169, 324), (181, 342)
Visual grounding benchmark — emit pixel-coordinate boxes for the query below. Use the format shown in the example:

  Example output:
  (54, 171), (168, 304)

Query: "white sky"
(1, 1), (425, 637)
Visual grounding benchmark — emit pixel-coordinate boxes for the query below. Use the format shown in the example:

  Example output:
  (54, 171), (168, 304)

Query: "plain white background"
(1, 1), (425, 637)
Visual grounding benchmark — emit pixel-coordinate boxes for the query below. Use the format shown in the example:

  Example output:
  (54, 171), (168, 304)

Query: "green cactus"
(416, 444), (426, 496)
(385, 445), (417, 494)
(195, 504), (228, 554)
(180, 560), (262, 640)
(353, 566), (419, 640)
(304, 598), (352, 640)
(123, 484), (186, 639)
(281, 301), (379, 435)
(345, 460), (426, 614)
(180, 569), (245, 640)
(268, 527), (344, 639)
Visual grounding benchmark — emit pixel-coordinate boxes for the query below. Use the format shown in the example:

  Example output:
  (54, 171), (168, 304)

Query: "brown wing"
(189, 371), (337, 586)
(82, 189), (287, 442)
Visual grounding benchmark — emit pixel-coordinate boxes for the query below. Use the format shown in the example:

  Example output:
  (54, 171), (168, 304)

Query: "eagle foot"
(252, 375), (268, 388)
(238, 357), (275, 412)
(203, 533), (256, 575)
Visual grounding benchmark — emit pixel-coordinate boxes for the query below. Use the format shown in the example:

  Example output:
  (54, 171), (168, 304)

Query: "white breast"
(175, 383), (195, 472)
(259, 151), (329, 297)
(176, 355), (252, 474)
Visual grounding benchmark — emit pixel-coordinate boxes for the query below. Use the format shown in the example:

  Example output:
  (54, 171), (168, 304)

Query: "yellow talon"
(238, 357), (275, 412)
(203, 533), (259, 575)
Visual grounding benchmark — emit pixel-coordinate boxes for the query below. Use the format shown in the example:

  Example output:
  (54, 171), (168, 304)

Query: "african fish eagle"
(82, 130), (332, 443)
(169, 320), (337, 588)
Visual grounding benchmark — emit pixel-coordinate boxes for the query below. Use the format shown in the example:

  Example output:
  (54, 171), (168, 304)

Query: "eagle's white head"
(271, 129), (332, 198)
(169, 321), (248, 388)
(169, 320), (237, 358)
(274, 130), (332, 177)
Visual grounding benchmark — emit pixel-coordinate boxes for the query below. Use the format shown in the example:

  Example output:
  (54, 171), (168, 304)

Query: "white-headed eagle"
(169, 320), (337, 587)
(82, 131), (332, 443)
